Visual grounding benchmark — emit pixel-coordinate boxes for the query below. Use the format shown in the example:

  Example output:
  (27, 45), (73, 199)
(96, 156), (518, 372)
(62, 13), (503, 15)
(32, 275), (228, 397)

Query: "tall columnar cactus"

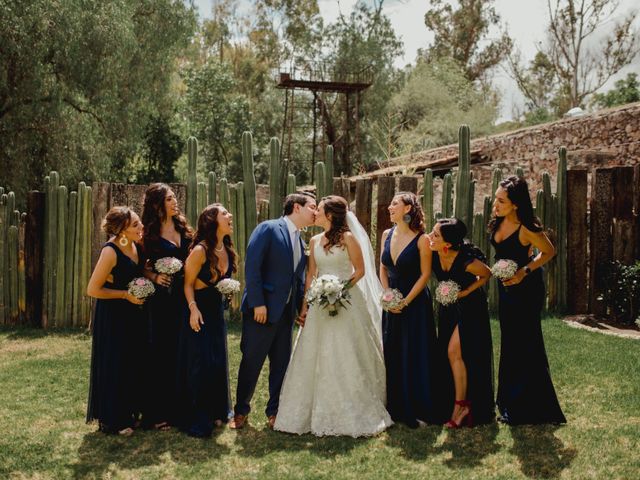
(269, 138), (282, 219)
(516, 166), (525, 178)
(467, 180), (475, 240)
(47, 171), (59, 325)
(219, 178), (229, 208)
(422, 169), (434, 233)
(314, 161), (326, 200)
(286, 174), (296, 195)
(258, 200), (269, 223)
(491, 168), (502, 197)
(472, 213), (484, 255)
(66, 191), (77, 324)
(455, 124), (471, 228)
(535, 190), (545, 225)
(55, 185), (68, 326)
(236, 182), (247, 254)
(208, 172), (217, 205)
(197, 182), (207, 214)
(229, 184), (239, 253)
(487, 168), (503, 314)
(186, 137), (198, 226)
(441, 173), (453, 218)
(325, 145), (334, 196)
(8, 225), (18, 322)
(556, 147), (567, 312)
(242, 132), (258, 239)
(0, 193), (6, 323)
(482, 195), (492, 255)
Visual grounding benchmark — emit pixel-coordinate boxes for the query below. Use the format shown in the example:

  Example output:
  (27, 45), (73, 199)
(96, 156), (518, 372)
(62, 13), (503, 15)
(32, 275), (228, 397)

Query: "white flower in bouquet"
(435, 280), (461, 306)
(306, 274), (352, 316)
(154, 257), (183, 275)
(127, 277), (155, 300)
(491, 259), (519, 281)
(380, 288), (404, 311)
(216, 278), (241, 297)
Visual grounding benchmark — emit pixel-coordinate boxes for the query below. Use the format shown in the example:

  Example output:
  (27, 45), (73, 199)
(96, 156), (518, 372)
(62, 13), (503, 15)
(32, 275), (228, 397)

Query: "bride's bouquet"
(154, 256), (184, 294)
(216, 278), (241, 302)
(380, 288), (404, 311)
(491, 259), (519, 281)
(127, 277), (155, 302)
(306, 274), (352, 317)
(435, 280), (461, 306)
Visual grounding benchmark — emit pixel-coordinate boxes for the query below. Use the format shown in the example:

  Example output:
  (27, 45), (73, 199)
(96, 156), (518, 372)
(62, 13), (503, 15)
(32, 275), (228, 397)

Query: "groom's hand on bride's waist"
(254, 305), (268, 324)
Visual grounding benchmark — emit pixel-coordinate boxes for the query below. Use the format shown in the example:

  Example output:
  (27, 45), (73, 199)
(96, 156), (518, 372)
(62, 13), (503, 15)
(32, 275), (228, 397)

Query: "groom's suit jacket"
(241, 217), (307, 324)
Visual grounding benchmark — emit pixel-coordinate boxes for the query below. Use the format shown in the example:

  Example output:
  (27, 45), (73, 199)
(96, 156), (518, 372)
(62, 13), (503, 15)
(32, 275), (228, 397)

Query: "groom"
(230, 192), (317, 429)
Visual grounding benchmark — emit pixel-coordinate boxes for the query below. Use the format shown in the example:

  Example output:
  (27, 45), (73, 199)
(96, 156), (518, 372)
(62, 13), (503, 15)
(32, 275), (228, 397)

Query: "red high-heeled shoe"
(445, 400), (474, 429)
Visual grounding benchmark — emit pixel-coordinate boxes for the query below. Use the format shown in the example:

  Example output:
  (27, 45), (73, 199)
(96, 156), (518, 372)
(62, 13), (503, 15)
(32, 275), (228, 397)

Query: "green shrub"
(600, 261), (640, 325)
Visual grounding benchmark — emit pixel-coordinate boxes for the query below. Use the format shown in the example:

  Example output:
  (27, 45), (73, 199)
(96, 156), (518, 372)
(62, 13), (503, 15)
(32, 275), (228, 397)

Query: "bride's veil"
(346, 211), (384, 342)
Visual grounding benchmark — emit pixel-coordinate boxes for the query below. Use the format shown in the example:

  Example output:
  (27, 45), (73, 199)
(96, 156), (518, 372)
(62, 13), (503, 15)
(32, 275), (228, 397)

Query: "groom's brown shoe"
(267, 415), (276, 429)
(229, 414), (249, 430)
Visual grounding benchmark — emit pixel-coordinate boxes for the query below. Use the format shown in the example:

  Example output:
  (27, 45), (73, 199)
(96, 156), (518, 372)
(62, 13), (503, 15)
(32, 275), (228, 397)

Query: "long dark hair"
(322, 195), (350, 252)
(142, 183), (193, 257)
(438, 218), (487, 263)
(394, 191), (425, 233)
(488, 176), (543, 234)
(190, 204), (237, 282)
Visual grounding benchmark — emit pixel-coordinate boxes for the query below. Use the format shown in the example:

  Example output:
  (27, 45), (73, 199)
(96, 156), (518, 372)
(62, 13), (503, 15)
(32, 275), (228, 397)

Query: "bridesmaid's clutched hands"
(502, 268), (526, 287)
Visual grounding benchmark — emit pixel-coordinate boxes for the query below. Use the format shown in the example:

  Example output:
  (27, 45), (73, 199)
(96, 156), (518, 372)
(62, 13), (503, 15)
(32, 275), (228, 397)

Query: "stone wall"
(382, 101), (640, 210)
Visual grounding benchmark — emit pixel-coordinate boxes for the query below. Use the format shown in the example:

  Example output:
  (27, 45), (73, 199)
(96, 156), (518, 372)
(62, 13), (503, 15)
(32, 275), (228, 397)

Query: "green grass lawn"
(0, 318), (638, 480)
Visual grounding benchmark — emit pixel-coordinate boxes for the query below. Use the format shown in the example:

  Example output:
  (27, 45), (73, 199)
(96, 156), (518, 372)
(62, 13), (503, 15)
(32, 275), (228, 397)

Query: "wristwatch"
(524, 266), (532, 275)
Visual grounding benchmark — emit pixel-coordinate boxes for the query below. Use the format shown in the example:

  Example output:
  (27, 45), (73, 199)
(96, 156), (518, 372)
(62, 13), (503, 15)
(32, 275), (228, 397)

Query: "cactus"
(219, 178), (229, 208)
(81, 185), (93, 325)
(0, 194), (7, 324)
(66, 191), (77, 325)
(455, 125), (471, 227)
(55, 185), (68, 326)
(229, 184), (239, 253)
(482, 195), (492, 257)
(467, 180), (475, 240)
(286, 174), (296, 196)
(236, 181), (247, 254)
(258, 200), (269, 223)
(422, 169), (434, 233)
(556, 147), (568, 312)
(197, 181), (207, 214)
(325, 145), (334, 196)
(208, 171), (217, 205)
(269, 138), (282, 219)
(8, 225), (18, 322)
(535, 190), (545, 224)
(186, 137), (198, 226)
(73, 183), (86, 327)
(516, 166), (525, 178)
(441, 173), (453, 218)
(314, 161), (326, 200)
(472, 213), (484, 254)
(47, 172), (59, 326)
(241, 132), (258, 240)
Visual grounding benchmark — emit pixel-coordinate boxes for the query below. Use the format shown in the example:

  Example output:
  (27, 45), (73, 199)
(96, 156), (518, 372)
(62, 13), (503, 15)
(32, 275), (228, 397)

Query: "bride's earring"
(119, 235), (129, 247)
(402, 213), (412, 224)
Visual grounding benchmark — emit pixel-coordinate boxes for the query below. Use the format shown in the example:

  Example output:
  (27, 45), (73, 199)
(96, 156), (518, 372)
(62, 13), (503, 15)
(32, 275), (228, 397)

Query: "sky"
(192, 0), (640, 121)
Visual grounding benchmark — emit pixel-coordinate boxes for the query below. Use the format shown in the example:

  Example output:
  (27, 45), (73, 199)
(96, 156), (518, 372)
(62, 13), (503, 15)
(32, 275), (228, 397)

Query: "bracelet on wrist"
(188, 300), (197, 309)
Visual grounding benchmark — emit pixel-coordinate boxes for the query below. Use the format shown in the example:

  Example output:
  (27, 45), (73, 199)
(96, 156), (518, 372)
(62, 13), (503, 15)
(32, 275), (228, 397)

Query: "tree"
(511, 0), (639, 115)
(385, 59), (499, 154)
(591, 72), (640, 108)
(423, 0), (513, 82)
(0, 0), (196, 203)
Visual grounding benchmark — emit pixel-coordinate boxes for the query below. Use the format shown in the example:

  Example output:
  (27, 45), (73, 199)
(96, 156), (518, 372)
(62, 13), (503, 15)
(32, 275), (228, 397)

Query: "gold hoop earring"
(119, 235), (129, 247)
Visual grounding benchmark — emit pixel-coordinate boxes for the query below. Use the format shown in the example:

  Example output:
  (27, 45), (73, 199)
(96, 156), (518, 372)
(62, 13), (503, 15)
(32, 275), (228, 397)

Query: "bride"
(274, 195), (392, 437)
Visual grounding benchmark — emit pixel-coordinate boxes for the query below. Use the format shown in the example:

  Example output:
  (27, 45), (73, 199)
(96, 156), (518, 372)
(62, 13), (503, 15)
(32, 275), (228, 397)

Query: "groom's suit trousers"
(234, 302), (294, 417)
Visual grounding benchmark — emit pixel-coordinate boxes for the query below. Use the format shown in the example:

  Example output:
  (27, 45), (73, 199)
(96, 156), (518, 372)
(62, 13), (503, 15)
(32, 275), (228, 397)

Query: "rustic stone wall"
(386, 101), (640, 211)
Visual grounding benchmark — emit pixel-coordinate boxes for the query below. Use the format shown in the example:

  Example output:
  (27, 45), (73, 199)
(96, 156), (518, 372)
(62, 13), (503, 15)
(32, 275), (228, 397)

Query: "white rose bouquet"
(305, 274), (352, 317)
(380, 288), (405, 312)
(491, 259), (519, 281)
(216, 278), (241, 303)
(127, 277), (155, 302)
(435, 280), (461, 306)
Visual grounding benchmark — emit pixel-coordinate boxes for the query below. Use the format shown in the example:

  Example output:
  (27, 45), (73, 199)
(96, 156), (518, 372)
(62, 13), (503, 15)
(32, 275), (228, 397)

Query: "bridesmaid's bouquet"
(491, 259), (519, 281)
(127, 277), (155, 302)
(306, 274), (352, 317)
(216, 278), (241, 302)
(380, 288), (404, 311)
(154, 256), (183, 294)
(435, 280), (461, 306)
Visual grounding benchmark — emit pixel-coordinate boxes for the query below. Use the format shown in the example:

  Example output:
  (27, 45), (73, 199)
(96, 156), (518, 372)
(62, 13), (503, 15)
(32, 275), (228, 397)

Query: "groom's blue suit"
(235, 217), (306, 417)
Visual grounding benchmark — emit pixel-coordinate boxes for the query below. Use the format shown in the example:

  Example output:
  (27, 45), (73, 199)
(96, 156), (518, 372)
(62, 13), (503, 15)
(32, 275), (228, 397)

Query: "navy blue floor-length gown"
(492, 225), (566, 425)
(87, 242), (144, 433)
(141, 236), (189, 427)
(432, 249), (495, 424)
(175, 252), (232, 437)
(381, 228), (441, 427)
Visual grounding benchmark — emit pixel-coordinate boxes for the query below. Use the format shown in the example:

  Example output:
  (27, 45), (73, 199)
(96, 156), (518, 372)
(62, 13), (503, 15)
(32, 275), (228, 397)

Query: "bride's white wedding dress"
(274, 239), (393, 437)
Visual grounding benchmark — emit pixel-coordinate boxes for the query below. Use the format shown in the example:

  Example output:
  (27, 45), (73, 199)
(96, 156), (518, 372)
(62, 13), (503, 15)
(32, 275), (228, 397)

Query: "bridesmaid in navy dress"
(176, 203), (237, 437)
(140, 183), (193, 430)
(428, 218), (495, 428)
(86, 207), (145, 436)
(490, 176), (566, 425)
(379, 192), (441, 427)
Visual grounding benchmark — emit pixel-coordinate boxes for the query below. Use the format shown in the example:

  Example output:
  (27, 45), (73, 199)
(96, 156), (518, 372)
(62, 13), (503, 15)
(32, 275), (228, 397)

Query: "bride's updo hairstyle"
(322, 195), (350, 253)
(394, 191), (425, 233)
